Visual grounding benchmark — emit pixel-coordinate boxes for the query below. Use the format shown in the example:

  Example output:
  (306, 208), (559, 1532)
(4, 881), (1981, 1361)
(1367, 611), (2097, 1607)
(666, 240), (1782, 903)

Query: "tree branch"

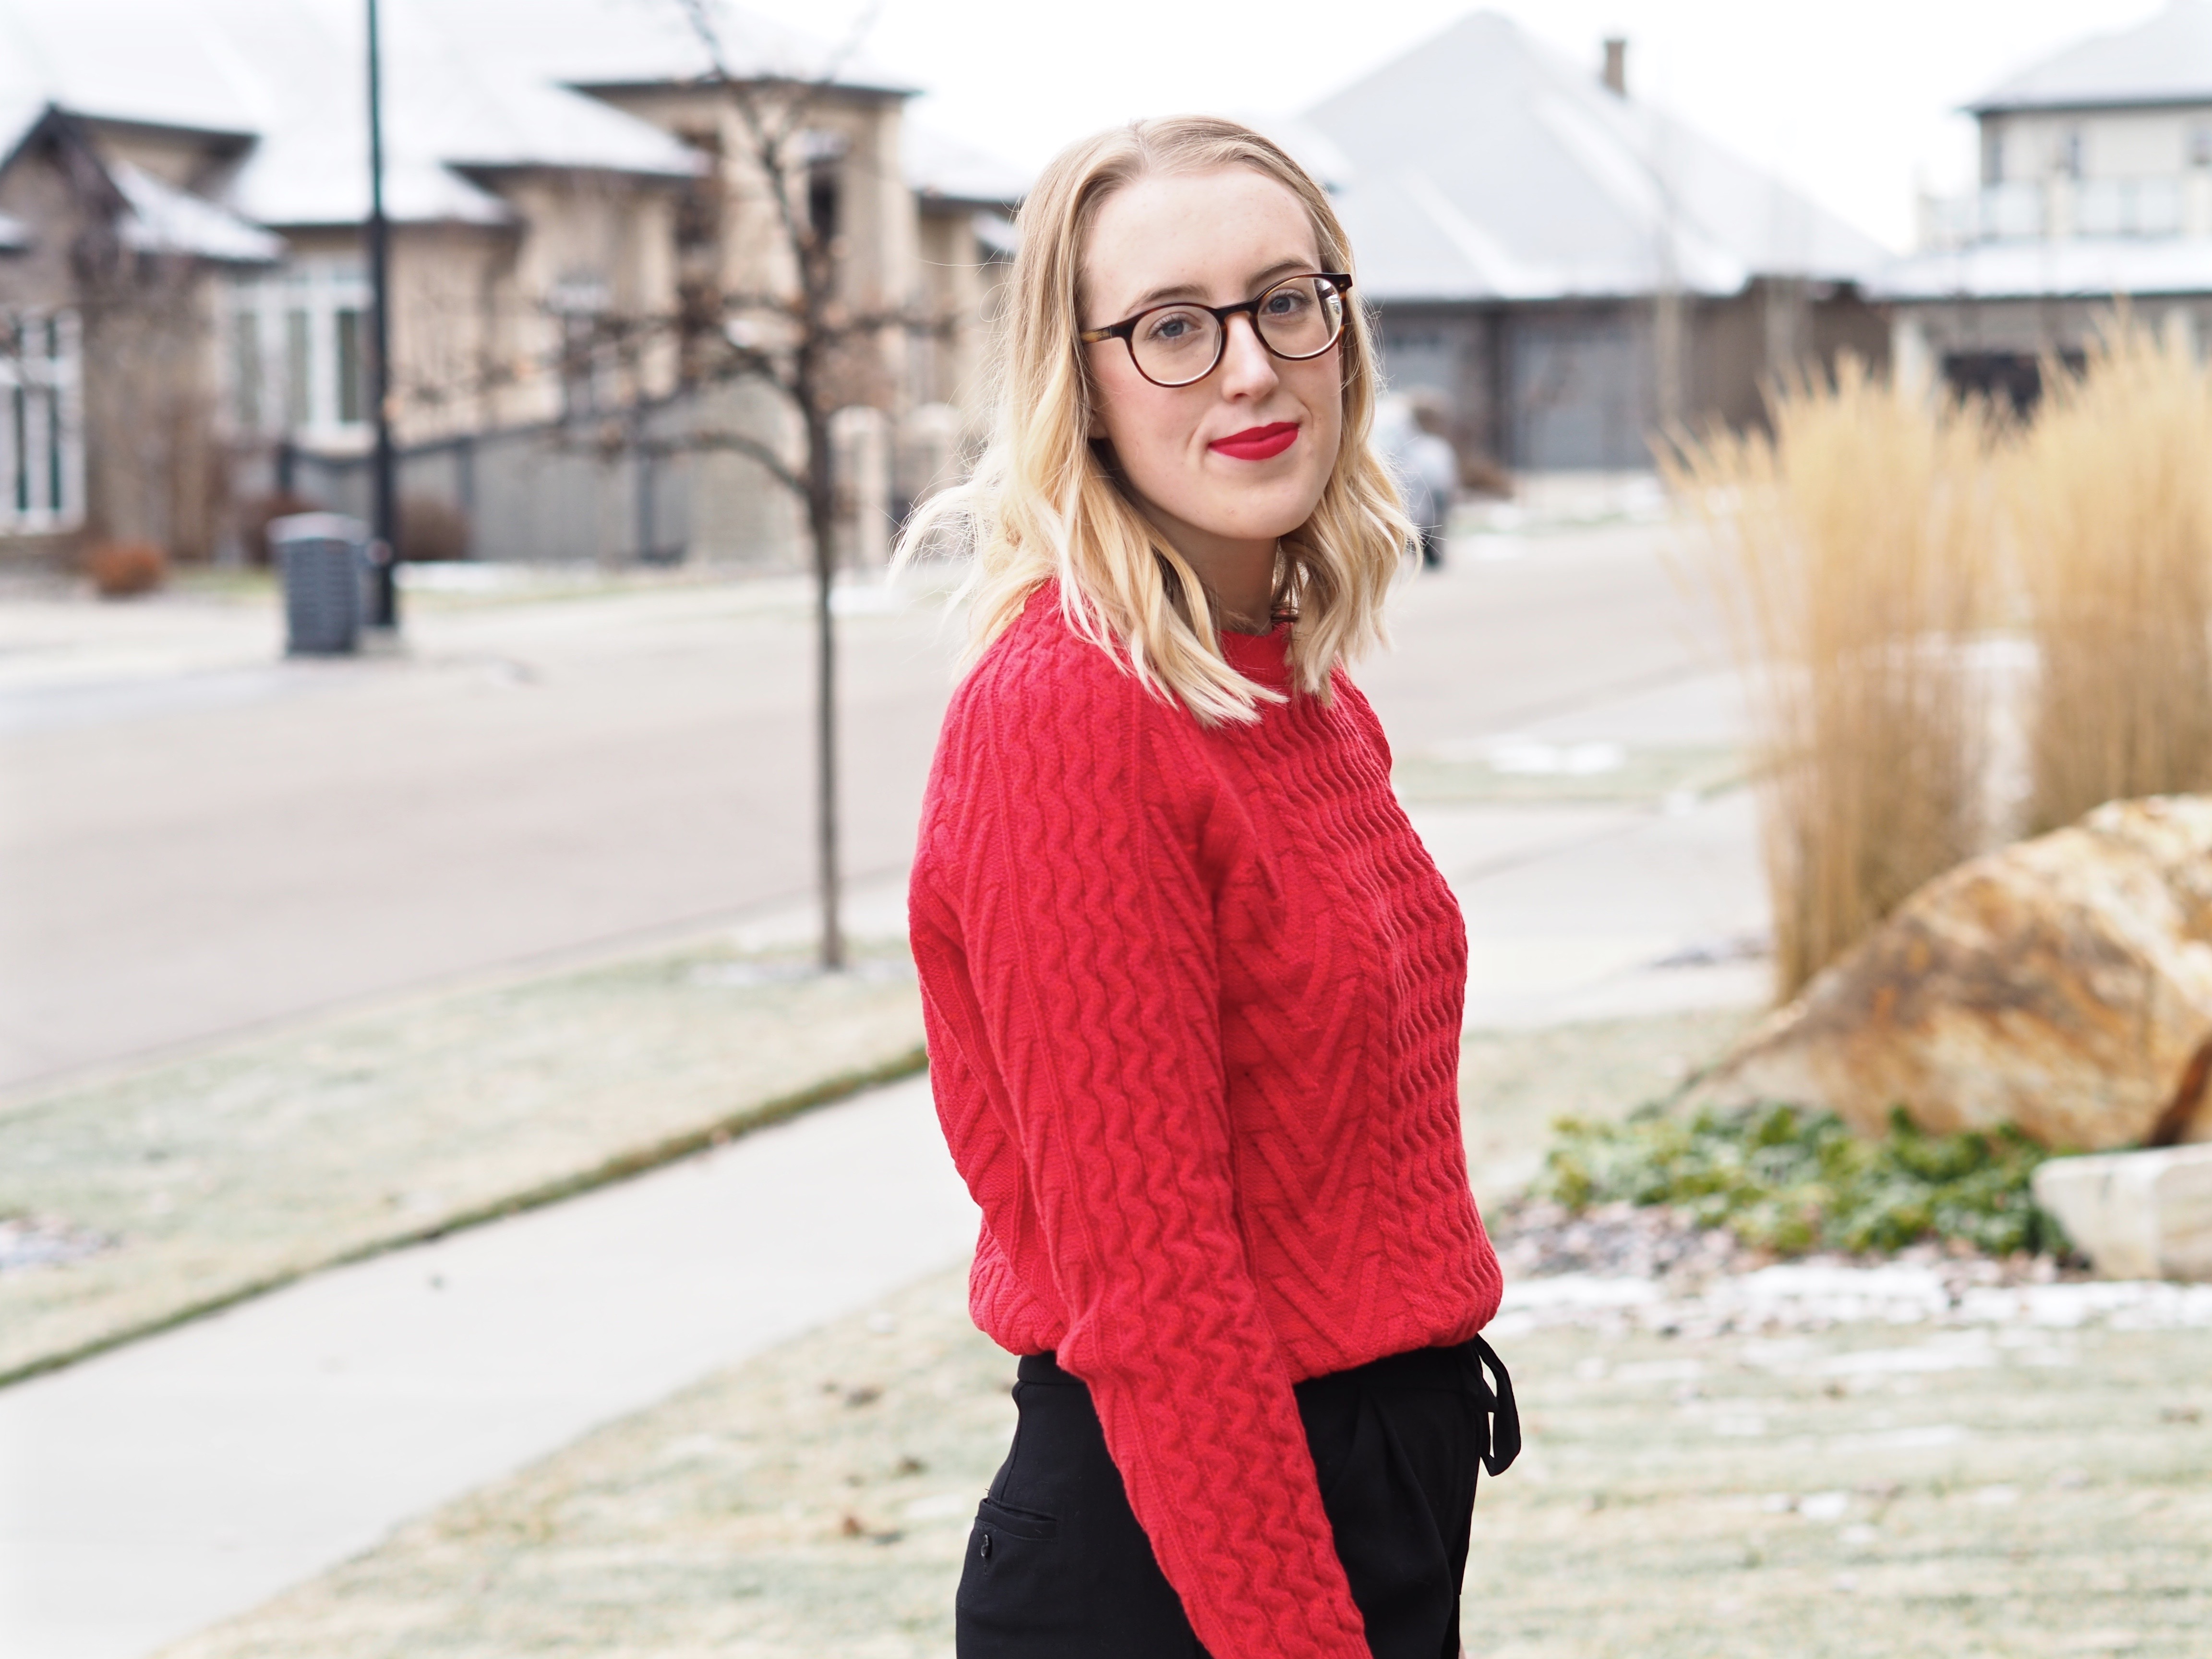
(642, 428), (804, 495)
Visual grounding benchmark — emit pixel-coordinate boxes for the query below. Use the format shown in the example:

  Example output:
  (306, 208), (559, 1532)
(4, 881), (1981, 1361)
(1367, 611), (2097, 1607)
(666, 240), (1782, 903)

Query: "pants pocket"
(1313, 1391), (1462, 1659)
(955, 1496), (1087, 1658)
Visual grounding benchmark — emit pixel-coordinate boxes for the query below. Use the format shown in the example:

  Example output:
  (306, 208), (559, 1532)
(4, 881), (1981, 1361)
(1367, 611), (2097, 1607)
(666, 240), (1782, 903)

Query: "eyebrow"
(1120, 257), (1317, 315)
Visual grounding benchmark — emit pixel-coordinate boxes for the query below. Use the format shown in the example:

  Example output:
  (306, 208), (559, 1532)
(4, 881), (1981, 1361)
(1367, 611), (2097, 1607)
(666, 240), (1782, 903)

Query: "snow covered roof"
(465, 0), (915, 97)
(0, 103), (280, 261)
(903, 123), (1026, 209)
(1238, 114), (1358, 196)
(1969, 1), (2212, 115)
(110, 157), (282, 263)
(1872, 236), (2212, 302)
(0, 0), (916, 231)
(1300, 11), (1891, 304)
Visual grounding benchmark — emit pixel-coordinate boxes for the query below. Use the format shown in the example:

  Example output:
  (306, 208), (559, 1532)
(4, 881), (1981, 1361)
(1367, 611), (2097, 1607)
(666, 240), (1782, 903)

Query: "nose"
(1214, 313), (1280, 399)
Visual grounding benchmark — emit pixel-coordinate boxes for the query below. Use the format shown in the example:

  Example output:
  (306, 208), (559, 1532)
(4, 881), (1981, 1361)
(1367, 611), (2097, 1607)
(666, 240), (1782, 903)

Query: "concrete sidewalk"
(0, 1072), (978, 1659)
(0, 926), (926, 1386)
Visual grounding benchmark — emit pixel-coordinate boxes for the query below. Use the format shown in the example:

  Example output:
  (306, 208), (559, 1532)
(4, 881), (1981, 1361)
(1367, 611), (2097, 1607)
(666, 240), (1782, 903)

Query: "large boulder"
(1698, 797), (2212, 1150)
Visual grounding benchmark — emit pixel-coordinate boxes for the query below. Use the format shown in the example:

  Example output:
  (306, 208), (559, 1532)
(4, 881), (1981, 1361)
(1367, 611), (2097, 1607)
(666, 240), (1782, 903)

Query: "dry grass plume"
(2008, 323), (2212, 832)
(1663, 358), (1997, 1001)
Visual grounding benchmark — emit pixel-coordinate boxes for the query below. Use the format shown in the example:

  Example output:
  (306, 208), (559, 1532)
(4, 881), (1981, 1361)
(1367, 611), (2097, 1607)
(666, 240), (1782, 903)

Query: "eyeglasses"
(1079, 273), (1352, 389)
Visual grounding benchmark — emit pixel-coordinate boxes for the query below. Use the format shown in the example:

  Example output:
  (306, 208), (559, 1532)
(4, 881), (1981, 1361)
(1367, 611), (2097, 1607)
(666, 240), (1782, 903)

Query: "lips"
(1208, 422), (1299, 461)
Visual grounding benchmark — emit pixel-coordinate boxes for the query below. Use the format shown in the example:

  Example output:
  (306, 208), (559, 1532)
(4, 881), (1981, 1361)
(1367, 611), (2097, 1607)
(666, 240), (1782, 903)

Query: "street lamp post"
(365, 0), (399, 630)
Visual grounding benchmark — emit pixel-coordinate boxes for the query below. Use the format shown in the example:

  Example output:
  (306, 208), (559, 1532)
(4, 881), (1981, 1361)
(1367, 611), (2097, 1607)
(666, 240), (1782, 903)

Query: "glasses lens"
(1254, 277), (1343, 359)
(1130, 305), (1222, 386)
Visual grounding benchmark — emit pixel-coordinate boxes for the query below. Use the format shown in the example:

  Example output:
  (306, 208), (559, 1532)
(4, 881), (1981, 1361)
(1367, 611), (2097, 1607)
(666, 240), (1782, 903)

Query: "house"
(0, 0), (1020, 568)
(1298, 12), (1892, 472)
(1876, 0), (2212, 409)
(0, 99), (281, 561)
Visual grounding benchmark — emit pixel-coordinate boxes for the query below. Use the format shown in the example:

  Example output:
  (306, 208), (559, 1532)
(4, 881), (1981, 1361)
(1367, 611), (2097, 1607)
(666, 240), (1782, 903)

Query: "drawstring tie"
(1462, 1334), (1521, 1476)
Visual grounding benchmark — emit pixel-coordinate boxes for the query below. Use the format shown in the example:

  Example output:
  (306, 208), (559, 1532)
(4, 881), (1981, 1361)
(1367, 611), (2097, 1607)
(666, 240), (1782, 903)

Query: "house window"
(797, 129), (847, 253)
(808, 163), (839, 247)
(2056, 127), (2084, 179)
(548, 273), (613, 421)
(285, 308), (311, 428)
(673, 124), (723, 253)
(335, 308), (366, 425)
(0, 310), (85, 534)
(231, 309), (263, 432)
(2192, 123), (2212, 168)
(225, 260), (374, 442)
(1981, 124), (2004, 187)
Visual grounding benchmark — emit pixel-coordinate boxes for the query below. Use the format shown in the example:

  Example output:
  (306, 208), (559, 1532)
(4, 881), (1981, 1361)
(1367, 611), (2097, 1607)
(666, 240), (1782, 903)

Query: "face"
(1081, 167), (1345, 574)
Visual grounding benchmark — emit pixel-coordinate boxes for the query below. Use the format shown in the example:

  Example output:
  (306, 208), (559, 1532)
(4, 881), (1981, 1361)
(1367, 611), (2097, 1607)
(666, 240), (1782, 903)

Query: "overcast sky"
(741, 0), (2165, 252)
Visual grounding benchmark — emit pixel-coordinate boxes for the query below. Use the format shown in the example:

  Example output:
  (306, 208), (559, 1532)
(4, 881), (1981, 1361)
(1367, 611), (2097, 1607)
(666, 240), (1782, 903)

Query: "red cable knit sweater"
(909, 586), (1503, 1659)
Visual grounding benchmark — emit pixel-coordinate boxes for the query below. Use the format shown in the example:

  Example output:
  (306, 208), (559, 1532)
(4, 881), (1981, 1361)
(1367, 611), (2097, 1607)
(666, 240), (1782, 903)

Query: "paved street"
(0, 523), (1747, 1094)
(0, 573), (953, 1092)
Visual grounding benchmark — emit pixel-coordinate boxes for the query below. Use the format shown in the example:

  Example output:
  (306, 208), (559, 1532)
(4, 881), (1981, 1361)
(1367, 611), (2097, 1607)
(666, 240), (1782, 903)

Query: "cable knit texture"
(910, 584), (1503, 1659)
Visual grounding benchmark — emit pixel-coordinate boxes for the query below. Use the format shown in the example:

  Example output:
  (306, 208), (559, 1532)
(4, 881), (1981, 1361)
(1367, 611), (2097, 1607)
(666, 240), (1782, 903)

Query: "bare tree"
(322, 2), (948, 974)
(670, 0), (911, 974)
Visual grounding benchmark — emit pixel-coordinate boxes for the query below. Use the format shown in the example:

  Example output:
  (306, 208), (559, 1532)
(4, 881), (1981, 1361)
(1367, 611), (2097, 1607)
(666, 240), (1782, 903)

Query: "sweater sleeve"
(938, 659), (1371, 1659)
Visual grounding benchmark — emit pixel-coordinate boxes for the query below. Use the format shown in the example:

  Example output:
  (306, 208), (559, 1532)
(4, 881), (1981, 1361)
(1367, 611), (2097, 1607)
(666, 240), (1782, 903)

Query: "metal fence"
(284, 414), (699, 566)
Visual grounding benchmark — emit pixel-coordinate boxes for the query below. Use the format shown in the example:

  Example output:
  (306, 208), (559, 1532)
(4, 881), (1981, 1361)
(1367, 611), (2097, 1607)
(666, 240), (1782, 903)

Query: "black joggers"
(955, 1337), (1518, 1659)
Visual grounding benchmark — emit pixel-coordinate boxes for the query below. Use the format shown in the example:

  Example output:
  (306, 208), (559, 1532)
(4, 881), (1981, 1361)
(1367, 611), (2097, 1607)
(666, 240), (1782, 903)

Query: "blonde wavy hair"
(895, 116), (1415, 724)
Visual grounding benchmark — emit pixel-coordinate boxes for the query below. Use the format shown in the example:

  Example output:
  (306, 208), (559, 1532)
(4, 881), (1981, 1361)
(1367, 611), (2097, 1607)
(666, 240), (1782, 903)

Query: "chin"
(1218, 491), (1327, 541)
(1188, 512), (1307, 543)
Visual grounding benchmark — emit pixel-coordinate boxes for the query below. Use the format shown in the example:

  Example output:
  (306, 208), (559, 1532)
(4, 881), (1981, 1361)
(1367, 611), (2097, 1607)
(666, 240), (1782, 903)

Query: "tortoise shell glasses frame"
(1078, 272), (1353, 389)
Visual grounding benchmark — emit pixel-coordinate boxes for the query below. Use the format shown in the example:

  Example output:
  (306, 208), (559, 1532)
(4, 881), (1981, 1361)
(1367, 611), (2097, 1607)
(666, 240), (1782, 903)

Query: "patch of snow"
(1496, 1233), (2212, 1337)
(1483, 738), (1627, 777)
(1825, 1423), (1971, 1453)
(1498, 1273), (1663, 1311)
(1811, 1334), (1996, 1375)
(110, 159), (281, 264)
(0, 1214), (111, 1274)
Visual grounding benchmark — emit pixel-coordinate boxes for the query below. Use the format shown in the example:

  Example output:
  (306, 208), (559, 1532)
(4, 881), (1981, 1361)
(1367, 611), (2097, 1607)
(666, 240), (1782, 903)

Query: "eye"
(1142, 307), (1207, 344)
(1262, 285), (1313, 318)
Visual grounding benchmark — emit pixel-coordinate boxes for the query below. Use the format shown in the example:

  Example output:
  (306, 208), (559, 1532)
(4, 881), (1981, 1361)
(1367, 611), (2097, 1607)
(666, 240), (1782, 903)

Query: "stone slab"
(2033, 1144), (2212, 1282)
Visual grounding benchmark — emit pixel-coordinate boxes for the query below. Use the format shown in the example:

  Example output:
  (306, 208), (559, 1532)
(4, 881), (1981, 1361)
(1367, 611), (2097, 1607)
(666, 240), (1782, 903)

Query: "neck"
(1132, 500), (1277, 635)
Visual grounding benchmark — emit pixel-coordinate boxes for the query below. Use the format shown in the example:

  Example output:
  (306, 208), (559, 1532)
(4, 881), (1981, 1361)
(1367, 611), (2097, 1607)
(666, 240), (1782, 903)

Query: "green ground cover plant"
(1537, 1102), (2066, 1258)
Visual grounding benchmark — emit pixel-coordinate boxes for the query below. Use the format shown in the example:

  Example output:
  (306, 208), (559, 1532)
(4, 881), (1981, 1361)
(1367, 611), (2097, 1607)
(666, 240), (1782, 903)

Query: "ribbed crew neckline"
(1217, 622), (1292, 685)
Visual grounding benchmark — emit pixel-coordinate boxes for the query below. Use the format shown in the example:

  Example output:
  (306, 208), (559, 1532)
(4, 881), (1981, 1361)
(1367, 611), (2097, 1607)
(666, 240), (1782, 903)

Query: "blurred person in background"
(1375, 393), (1460, 570)
(900, 117), (1517, 1659)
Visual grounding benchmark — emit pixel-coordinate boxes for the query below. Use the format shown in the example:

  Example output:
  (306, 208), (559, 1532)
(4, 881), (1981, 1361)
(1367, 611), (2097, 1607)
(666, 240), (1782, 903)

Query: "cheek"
(1294, 373), (1345, 480)
(1095, 376), (1192, 476)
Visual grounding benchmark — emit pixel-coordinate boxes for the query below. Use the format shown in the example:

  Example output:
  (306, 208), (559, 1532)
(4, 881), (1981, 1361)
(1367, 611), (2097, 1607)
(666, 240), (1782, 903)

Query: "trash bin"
(270, 511), (370, 655)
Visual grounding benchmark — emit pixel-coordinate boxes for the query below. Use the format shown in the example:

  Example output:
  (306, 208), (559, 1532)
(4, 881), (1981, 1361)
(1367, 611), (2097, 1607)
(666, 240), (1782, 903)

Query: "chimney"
(1601, 36), (1628, 97)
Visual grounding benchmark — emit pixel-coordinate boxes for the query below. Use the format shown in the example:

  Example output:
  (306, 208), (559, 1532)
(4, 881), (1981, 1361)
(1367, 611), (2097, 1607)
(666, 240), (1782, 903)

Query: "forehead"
(1083, 166), (1320, 316)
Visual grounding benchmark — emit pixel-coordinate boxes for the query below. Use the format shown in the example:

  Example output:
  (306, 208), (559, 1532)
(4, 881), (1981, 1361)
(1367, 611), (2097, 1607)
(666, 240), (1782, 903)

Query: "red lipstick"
(1209, 422), (1298, 461)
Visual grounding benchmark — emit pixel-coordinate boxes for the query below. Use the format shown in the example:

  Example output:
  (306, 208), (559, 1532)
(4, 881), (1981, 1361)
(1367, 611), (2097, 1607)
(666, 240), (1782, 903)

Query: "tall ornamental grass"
(2008, 326), (2212, 832)
(1663, 359), (1996, 1001)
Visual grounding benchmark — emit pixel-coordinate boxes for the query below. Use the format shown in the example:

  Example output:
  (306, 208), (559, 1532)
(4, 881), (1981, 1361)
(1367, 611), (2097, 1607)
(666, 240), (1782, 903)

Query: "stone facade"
(0, 110), (276, 564)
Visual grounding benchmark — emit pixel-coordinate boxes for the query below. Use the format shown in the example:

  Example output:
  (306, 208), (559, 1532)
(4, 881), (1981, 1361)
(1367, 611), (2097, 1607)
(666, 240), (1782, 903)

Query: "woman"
(901, 116), (1515, 1659)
